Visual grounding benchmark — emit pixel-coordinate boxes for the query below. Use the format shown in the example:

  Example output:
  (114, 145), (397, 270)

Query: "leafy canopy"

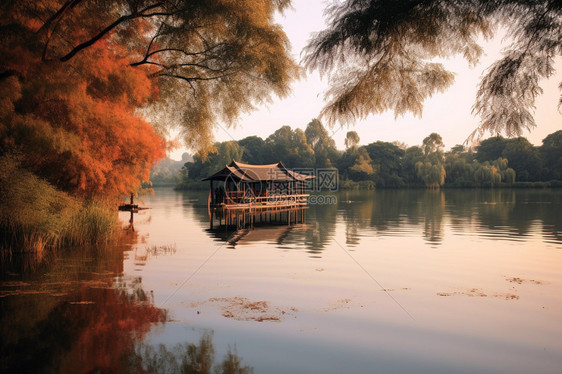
(304, 0), (562, 139)
(0, 23), (165, 197)
(1, 0), (299, 152)
(345, 131), (360, 149)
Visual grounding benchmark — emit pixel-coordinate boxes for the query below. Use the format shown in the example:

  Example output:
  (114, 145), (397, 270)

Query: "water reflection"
(206, 225), (295, 247)
(421, 191), (445, 244)
(0, 226), (167, 373)
(446, 189), (562, 242)
(135, 332), (252, 374)
(4, 188), (559, 373)
(188, 192), (338, 255)
(1, 272), (166, 372)
(132, 244), (177, 268)
(301, 200), (338, 254)
(0, 204), (255, 373)
(185, 189), (562, 249)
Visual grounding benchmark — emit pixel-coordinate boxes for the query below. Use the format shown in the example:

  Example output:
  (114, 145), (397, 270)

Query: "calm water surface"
(2, 188), (561, 373)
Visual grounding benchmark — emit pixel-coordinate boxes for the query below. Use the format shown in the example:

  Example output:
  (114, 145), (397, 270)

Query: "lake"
(1, 188), (561, 373)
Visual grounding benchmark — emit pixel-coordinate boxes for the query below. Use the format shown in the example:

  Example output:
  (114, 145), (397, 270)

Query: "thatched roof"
(202, 160), (314, 182)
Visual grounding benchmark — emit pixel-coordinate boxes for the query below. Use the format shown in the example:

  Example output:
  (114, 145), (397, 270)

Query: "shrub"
(0, 155), (117, 259)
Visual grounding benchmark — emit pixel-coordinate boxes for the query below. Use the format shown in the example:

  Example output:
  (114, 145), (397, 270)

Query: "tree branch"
(60, 2), (165, 62)
(158, 72), (234, 82)
(130, 43), (228, 67)
(39, 0), (83, 33)
(40, 0), (84, 61)
(139, 19), (166, 65)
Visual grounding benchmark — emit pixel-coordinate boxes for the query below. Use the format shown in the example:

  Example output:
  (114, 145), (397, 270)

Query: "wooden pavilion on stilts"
(203, 160), (313, 230)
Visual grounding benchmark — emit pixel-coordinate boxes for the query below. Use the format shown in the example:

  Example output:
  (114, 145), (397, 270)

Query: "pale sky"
(170, 0), (561, 160)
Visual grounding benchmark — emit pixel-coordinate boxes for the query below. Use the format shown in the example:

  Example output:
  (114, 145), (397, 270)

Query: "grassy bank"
(0, 156), (117, 263)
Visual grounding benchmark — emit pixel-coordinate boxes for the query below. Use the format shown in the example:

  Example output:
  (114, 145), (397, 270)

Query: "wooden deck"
(209, 194), (309, 229)
(213, 193), (309, 208)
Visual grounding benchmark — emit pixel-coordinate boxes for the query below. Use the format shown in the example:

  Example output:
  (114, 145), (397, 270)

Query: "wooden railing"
(222, 193), (309, 206)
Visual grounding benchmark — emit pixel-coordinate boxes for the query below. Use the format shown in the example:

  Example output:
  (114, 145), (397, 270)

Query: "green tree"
(471, 158), (515, 186)
(540, 130), (562, 180)
(349, 147), (375, 181)
(265, 126), (315, 168)
(445, 156), (475, 186)
(476, 136), (508, 163)
(415, 160), (446, 189)
(473, 162), (495, 186)
(338, 146), (359, 180)
(416, 133), (446, 188)
(422, 133), (445, 156)
(403, 146), (425, 185)
(338, 144), (375, 182)
(501, 137), (542, 181)
(364, 141), (405, 187)
(304, 0), (562, 138)
(344, 131), (361, 149)
(238, 136), (266, 164)
(304, 119), (338, 167)
(493, 158), (516, 185)
(450, 144), (466, 154)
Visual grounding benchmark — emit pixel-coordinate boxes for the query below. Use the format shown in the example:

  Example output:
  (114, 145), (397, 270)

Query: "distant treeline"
(150, 153), (192, 187)
(167, 119), (562, 190)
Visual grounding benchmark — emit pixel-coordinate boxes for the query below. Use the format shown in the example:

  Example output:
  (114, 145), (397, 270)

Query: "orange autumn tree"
(1, 0), (298, 197)
(1, 0), (299, 151)
(0, 6), (165, 198)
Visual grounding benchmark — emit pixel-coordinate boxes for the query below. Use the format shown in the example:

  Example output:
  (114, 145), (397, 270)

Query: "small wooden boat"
(118, 204), (139, 212)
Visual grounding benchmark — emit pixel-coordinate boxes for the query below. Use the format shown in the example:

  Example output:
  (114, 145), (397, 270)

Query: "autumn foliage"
(1, 0), (301, 198)
(0, 3), (165, 198)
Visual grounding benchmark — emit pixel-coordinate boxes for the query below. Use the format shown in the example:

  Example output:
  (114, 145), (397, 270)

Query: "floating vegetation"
(188, 297), (297, 322)
(505, 276), (545, 285)
(437, 289), (520, 300)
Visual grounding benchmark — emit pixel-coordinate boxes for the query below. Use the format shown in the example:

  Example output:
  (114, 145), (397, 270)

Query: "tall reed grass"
(0, 155), (118, 262)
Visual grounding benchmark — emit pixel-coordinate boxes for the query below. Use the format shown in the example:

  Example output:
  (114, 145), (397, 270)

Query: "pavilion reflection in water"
(206, 224), (306, 247)
(203, 160), (314, 229)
